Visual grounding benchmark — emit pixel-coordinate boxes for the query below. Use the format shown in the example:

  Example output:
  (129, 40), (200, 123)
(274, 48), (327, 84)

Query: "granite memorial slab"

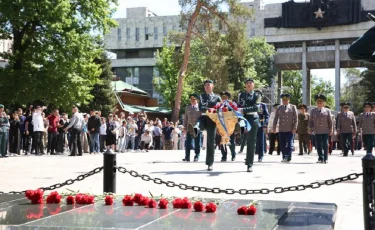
(0, 195), (336, 229)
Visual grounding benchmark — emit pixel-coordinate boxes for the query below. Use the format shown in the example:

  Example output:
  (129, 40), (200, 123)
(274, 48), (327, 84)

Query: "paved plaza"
(1, 147), (365, 229)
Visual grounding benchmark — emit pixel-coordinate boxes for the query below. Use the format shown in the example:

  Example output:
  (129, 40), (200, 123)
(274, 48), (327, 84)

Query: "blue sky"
(114, 0), (359, 86)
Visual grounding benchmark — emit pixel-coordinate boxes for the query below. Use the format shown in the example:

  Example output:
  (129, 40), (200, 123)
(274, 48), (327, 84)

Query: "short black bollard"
(103, 149), (116, 193)
(362, 154), (375, 230)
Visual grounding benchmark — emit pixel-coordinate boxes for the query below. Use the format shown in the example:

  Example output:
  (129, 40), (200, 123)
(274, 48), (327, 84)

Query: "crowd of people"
(0, 104), (198, 158)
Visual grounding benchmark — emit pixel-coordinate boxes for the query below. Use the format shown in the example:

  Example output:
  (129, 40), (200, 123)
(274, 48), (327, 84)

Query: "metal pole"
(103, 149), (117, 193)
(362, 154), (375, 230)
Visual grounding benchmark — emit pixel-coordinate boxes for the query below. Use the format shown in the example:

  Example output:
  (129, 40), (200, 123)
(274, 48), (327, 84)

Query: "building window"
(251, 28), (255, 36)
(172, 24), (176, 31)
(117, 28), (121, 41)
(145, 27), (149, 40)
(126, 28), (130, 40)
(163, 26), (167, 37)
(136, 28), (140, 41)
(154, 27), (158, 40)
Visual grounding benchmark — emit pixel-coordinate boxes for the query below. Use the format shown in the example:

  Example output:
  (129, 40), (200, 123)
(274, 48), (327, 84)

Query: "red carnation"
(247, 205), (257, 215)
(181, 197), (192, 209)
(205, 203), (217, 213)
(86, 195), (95, 204)
(222, 107), (228, 112)
(172, 198), (183, 208)
(46, 191), (62, 204)
(148, 199), (157, 208)
(193, 201), (204, 212)
(158, 198), (169, 209)
(25, 190), (34, 199)
(105, 195), (114, 205)
(139, 196), (149, 206)
(133, 193), (144, 205)
(66, 195), (75, 205)
(75, 194), (84, 204)
(122, 195), (134, 206)
(237, 206), (248, 215)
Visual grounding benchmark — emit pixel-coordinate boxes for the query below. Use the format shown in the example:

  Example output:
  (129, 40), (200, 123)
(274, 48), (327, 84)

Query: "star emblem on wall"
(314, 8), (325, 19)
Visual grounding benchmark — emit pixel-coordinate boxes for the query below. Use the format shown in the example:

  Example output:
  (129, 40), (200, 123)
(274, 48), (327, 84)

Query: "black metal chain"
(0, 167), (103, 195)
(117, 166), (363, 195)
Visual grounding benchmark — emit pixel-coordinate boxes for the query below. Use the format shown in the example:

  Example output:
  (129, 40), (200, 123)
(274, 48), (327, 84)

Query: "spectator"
(64, 105), (84, 156)
(118, 120), (127, 153)
(9, 112), (20, 155)
(47, 109), (60, 155)
(99, 117), (107, 152)
(140, 130), (153, 152)
(32, 106), (46, 156)
(106, 114), (117, 150)
(153, 122), (162, 150)
(87, 110), (101, 154)
(0, 104), (9, 158)
(162, 122), (174, 150)
(126, 118), (137, 152)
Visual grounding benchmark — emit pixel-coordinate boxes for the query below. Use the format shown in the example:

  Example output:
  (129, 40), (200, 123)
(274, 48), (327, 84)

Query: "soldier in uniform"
(358, 102), (375, 155)
(238, 78), (261, 172)
(325, 106), (336, 154)
(297, 104), (311, 155)
(189, 80), (221, 171)
(183, 93), (202, 162)
(273, 94), (298, 163)
(254, 90), (269, 162)
(219, 91), (237, 162)
(308, 95), (333, 164)
(268, 103), (280, 155)
(337, 102), (357, 157)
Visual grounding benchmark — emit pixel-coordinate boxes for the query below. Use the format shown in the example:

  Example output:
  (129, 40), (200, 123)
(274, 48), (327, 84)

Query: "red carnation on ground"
(25, 189), (44, 204)
(148, 199), (157, 208)
(86, 195), (95, 204)
(66, 195), (75, 205)
(247, 205), (257, 215)
(205, 202), (217, 213)
(139, 196), (149, 206)
(158, 198), (169, 209)
(237, 206), (248, 215)
(122, 195), (134, 206)
(105, 195), (114, 205)
(46, 191), (62, 204)
(133, 193), (144, 205)
(181, 197), (192, 209)
(193, 201), (204, 212)
(75, 194), (94, 204)
(172, 198), (183, 208)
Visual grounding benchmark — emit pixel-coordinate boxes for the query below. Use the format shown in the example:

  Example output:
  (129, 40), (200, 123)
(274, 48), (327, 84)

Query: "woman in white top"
(99, 117), (107, 152)
(126, 118), (137, 152)
(171, 122), (180, 150)
(140, 130), (153, 152)
(118, 120), (127, 153)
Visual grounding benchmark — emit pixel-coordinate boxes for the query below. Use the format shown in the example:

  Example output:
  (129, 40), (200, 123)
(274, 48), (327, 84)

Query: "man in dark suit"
(254, 91), (269, 162)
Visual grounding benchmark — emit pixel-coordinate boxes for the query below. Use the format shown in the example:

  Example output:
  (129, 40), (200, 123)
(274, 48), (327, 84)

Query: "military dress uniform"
(255, 98), (269, 162)
(183, 94), (202, 162)
(268, 104), (281, 155)
(325, 106), (336, 154)
(358, 102), (375, 155)
(273, 94), (298, 162)
(308, 95), (333, 163)
(297, 104), (311, 155)
(238, 78), (262, 172)
(191, 80), (221, 171)
(337, 102), (357, 156)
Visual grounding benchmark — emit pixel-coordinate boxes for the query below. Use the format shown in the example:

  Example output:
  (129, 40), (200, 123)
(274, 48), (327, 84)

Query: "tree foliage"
(79, 52), (117, 116)
(341, 68), (367, 114)
(0, 0), (118, 110)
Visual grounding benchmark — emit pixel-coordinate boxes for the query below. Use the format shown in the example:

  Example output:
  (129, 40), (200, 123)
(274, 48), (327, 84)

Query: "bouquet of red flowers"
(208, 100), (238, 114)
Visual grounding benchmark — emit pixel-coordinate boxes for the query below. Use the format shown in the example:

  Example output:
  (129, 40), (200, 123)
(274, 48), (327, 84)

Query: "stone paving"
(0, 147), (365, 230)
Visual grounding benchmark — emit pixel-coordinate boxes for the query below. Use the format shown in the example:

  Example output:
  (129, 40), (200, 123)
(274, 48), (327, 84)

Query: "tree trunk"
(171, 1), (202, 122)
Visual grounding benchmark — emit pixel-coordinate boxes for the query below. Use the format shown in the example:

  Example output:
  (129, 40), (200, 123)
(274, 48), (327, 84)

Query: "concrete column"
(302, 41), (307, 105)
(277, 71), (282, 103)
(335, 40), (341, 112)
(270, 76), (276, 105)
(306, 69), (311, 106)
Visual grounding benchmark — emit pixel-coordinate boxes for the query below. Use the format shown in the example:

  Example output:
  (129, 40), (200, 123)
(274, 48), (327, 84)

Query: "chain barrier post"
(103, 148), (116, 193)
(362, 154), (375, 230)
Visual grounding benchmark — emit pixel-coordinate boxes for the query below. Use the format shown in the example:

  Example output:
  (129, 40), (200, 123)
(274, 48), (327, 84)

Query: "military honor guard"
(337, 102), (357, 157)
(325, 106), (336, 154)
(219, 91), (237, 162)
(273, 94), (298, 163)
(183, 94), (202, 162)
(189, 80), (221, 171)
(308, 95), (333, 163)
(297, 104), (311, 155)
(268, 103), (280, 155)
(254, 90), (269, 162)
(237, 78), (261, 172)
(358, 102), (375, 155)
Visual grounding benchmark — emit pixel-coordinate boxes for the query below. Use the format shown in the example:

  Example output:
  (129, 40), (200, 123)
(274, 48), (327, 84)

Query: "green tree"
(281, 71), (303, 106)
(359, 65), (375, 105)
(80, 52), (116, 116)
(311, 78), (335, 109)
(341, 68), (367, 114)
(0, 0), (118, 110)
(170, 0), (253, 121)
